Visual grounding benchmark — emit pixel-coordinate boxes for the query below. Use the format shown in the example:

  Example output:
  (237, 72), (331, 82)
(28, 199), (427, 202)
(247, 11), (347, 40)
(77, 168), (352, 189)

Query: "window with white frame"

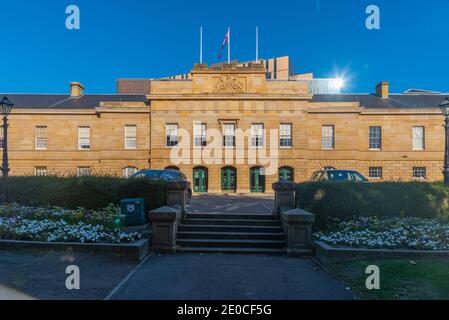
(193, 123), (207, 147)
(251, 124), (264, 148)
(412, 126), (425, 150)
(413, 167), (426, 180)
(166, 124), (178, 147)
(77, 167), (91, 177)
(34, 166), (48, 176)
(280, 124), (292, 148)
(35, 126), (48, 150)
(223, 123), (235, 147)
(369, 126), (382, 150)
(369, 167), (383, 179)
(123, 166), (138, 178)
(78, 126), (90, 150)
(322, 125), (334, 149)
(125, 125), (137, 149)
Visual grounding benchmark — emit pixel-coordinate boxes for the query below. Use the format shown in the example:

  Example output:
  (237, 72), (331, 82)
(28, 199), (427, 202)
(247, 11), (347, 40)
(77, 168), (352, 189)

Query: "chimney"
(376, 81), (389, 98)
(70, 82), (84, 97)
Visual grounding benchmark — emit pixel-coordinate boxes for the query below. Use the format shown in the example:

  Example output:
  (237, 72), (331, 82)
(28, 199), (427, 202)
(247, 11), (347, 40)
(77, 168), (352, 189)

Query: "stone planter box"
(0, 238), (150, 262)
(315, 241), (449, 266)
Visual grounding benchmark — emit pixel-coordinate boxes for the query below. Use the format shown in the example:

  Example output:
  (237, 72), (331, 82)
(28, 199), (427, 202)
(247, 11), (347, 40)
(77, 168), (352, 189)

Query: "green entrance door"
(279, 167), (294, 182)
(221, 167), (236, 192)
(193, 167), (208, 193)
(250, 167), (265, 193)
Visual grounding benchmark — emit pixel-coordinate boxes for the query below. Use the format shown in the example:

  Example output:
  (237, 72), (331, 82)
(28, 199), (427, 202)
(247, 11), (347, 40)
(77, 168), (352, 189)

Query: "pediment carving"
(212, 76), (245, 94)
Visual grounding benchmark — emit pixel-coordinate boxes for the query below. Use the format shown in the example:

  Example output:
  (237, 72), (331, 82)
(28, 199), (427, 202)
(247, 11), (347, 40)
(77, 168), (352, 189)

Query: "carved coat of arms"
(212, 76), (244, 94)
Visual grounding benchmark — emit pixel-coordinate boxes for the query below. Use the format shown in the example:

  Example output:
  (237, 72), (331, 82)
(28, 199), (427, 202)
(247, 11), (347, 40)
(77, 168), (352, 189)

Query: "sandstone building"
(2, 60), (448, 193)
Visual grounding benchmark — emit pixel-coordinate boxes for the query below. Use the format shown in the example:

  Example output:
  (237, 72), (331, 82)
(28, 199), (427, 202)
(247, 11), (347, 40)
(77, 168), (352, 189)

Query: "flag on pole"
(217, 30), (229, 59)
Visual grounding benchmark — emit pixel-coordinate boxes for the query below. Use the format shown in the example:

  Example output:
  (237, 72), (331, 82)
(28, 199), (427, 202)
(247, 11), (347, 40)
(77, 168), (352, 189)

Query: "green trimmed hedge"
(7, 176), (166, 210)
(296, 182), (449, 226)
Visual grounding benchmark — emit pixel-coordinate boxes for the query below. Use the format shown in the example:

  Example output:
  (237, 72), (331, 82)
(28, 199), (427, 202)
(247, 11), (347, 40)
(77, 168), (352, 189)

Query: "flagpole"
(200, 26), (203, 64)
(228, 27), (231, 64)
(256, 27), (259, 62)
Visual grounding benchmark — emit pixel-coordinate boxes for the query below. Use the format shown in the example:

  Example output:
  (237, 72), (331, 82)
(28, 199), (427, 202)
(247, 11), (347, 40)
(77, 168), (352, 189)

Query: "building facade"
(3, 62), (447, 193)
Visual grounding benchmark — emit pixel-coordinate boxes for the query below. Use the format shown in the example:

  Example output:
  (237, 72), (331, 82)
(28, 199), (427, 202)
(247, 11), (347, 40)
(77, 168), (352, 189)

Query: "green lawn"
(328, 259), (449, 300)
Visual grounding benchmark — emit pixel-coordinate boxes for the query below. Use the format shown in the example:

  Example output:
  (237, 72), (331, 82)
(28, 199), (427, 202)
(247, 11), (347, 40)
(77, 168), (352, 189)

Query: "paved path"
(0, 249), (138, 300)
(189, 195), (274, 215)
(109, 254), (356, 300)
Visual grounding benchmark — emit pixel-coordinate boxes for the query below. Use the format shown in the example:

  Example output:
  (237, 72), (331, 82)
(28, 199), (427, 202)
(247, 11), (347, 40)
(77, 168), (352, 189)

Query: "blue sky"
(0, 0), (448, 94)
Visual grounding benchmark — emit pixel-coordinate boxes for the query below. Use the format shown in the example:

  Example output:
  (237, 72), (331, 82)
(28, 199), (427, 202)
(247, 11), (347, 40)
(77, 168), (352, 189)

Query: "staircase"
(176, 213), (287, 255)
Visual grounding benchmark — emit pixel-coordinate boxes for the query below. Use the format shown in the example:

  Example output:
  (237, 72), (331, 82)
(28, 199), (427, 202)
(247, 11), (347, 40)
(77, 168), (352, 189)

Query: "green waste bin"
(120, 198), (147, 226)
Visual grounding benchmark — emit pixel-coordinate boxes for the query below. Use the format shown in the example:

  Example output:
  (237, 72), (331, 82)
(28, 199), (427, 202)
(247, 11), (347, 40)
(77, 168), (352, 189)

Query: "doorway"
(193, 167), (208, 193)
(221, 167), (237, 193)
(250, 167), (265, 193)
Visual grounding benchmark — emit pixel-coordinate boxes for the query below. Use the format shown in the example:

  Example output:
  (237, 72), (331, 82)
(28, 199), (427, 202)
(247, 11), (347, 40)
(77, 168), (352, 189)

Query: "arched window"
(279, 167), (294, 182)
(322, 166), (336, 170)
(250, 167), (266, 193)
(123, 166), (138, 178)
(221, 167), (237, 193)
(193, 167), (208, 193)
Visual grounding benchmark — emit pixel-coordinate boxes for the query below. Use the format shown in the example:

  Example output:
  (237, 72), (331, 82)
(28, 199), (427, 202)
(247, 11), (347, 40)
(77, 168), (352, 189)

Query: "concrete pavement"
(109, 254), (356, 300)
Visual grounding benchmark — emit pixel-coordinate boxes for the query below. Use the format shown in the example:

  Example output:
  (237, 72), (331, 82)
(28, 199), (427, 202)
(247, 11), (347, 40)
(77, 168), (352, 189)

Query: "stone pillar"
(166, 181), (189, 218)
(272, 181), (297, 218)
(149, 206), (181, 253)
(281, 208), (315, 256)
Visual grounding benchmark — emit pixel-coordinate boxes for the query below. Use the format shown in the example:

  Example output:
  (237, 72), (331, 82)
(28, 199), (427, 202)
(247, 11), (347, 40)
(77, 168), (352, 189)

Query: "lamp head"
(0, 96), (14, 117)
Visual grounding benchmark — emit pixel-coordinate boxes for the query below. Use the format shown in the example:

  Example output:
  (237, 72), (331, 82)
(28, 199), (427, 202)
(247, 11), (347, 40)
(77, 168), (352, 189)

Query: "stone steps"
(186, 213), (276, 220)
(177, 238), (286, 249)
(179, 218), (281, 227)
(176, 246), (286, 255)
(176, 213), (287, 255)
(178, 231), (286, 240)
(178, 224), (284, 233)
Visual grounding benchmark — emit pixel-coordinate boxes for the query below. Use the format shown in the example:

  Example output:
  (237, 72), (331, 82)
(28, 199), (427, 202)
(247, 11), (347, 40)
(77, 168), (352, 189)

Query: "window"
(251, 124), (264, 148)
(223, 124), (236, 147)
(413, 167), (426, 180)
(279, 167), (294, 182)
(280, 124), (292, 148)
(77, 167), (91, 177)
(369, 167), (383, 179)
(78, 126), (90, 150)
(166, 124), (178, 147)
(322, 125), (334, 149)
(413, 126), (425, 150)
(369, 126), (382, 150)
(34, 166), (48, 176)
(35, 126), (48, 150)
(125, 125), (137, 149)
(123, 166), (138, 178)
(193, 123), (207, 147)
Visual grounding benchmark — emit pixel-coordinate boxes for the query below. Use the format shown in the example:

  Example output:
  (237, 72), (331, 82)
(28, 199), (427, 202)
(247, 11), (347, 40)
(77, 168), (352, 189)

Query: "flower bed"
(0, 204), (141, 244)
(314, 217), (449, 251)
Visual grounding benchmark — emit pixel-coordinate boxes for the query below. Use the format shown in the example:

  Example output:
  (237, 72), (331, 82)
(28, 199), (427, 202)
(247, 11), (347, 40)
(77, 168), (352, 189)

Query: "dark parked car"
(309, 170), (368, 183)
(131, 169), (193, 204)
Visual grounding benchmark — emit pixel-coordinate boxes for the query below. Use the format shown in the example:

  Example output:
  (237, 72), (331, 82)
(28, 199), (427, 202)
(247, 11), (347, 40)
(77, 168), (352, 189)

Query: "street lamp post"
(439, 97), (449, 186)
(0, 96), (14, 203)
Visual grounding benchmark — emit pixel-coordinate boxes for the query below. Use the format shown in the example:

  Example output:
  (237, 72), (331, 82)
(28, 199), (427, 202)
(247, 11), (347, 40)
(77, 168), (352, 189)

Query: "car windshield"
(328, 171), (367, 182)
(161, 170), (182, 180)
(134, 170), (163, 178)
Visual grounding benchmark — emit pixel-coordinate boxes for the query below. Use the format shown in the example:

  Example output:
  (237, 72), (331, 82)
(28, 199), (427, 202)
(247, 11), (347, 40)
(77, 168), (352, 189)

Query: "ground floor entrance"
(221, 167), (237, 193)
(193, 167), (208, 193)
(250, 167), (265, 193)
